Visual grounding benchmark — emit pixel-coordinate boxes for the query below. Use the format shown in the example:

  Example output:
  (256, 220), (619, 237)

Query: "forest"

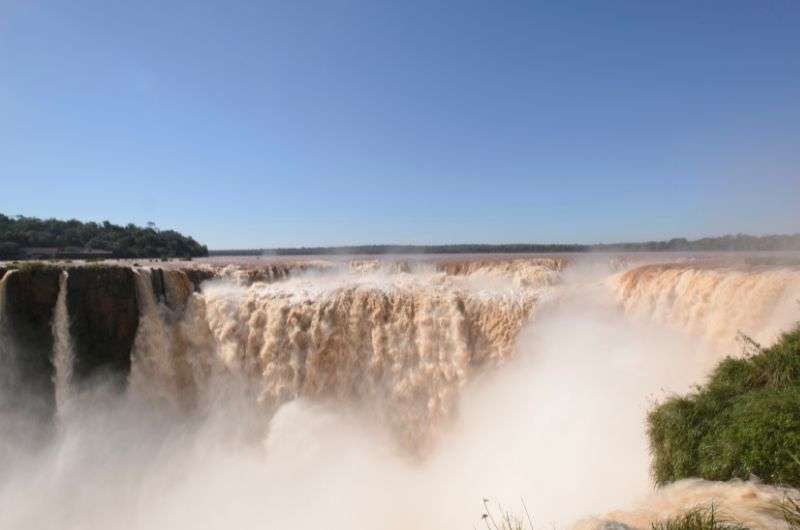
(0, 214), (208, 259)
(211, 234), (800, 256)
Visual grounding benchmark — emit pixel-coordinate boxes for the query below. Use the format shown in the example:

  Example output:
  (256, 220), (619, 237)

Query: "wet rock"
(1, 265), (61, 418)
(67, 266), (139, 387)
(150, 267), (167, 303)
(182, 267), (216, 291)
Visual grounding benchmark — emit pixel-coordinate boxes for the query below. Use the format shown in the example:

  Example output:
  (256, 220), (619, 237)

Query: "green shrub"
(648, 326), (800, 486)
(650, 506), (748, 530)
(697, 386), (800, 484)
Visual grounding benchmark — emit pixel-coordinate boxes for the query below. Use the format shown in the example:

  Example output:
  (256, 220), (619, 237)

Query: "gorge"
(1, 254), (799, 529)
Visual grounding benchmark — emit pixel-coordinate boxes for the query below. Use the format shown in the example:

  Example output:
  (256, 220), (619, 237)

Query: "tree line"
(211, 233), (800, 256)
(0, 214), (208, 259)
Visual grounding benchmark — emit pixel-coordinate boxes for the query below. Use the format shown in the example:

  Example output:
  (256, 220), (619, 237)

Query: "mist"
(2, 260), (761, 530)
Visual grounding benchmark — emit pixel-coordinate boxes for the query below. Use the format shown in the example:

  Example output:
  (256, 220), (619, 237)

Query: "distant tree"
(0, 214), (208, 259)
(213, 234), (800, 256)
(0, 241), (21, 259)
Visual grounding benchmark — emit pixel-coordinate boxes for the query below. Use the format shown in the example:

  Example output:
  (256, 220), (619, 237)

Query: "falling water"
(613, 264), (800, 353)
(129, 268), (208, 410)
(0, 270), (16, 399)
(1, 257), (799, 529)
(51, 271), (74, 414)
(129, 268), (180, 406)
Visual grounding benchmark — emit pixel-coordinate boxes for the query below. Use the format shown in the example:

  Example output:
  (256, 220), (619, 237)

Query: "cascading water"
(123, 259), (800, 453)
(1, 256), (799, 530)
(129, 269), (187, 408)
(51, 270), (74, 414)
(613, 264), (800, 353)
(194, 263), (557, 451)
(129, 268), (214, 410)
(124, 260), (559, 451)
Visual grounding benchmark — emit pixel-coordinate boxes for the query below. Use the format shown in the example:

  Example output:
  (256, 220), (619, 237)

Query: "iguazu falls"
(2, 252), (800, 529)
(3, 2), (800, 528)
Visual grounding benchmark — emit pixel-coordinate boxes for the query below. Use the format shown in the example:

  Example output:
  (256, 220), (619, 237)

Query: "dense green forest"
(0, 214), (208, 259)
(211, 233), (800, 256)
(648, 326), (800, 487)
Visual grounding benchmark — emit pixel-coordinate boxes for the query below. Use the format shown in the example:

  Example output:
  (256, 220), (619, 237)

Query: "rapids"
(0, 255), (798, 529)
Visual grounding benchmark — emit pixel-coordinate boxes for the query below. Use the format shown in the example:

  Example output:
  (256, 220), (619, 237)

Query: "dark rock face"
(182, 267), (216, 291)
(66, 266), (139, 386)
(0, 263), (201, 401)
(1, 265), (61, 418)
(150, 267), (167, 302)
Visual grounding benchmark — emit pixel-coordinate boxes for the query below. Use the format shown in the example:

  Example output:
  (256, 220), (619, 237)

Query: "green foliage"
(650, 506), (748, 530)
(0, 213), (208, 259)
(648, 326), (800, 486)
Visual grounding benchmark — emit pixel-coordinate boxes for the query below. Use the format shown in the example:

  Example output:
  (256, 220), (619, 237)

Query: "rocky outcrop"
(149, 267), (168, 303)
(66, 266), (139, 386)
(0, 265), (61, 417)
(181, 267), (216, 291)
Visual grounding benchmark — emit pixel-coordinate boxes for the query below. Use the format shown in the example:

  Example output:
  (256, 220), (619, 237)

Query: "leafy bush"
(648, 326), (800, 486)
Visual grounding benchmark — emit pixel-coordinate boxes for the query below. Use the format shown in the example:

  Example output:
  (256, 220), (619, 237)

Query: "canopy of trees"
(211, 234), (800, 256)
(0, 214), (208, 259)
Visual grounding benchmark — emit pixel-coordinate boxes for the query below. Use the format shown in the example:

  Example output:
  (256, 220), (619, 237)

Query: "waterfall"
(129, 268), (217, 410)
(613, 264), (800, 352)
(51, 270), (74, 414)
(129, 268), (179, 405)
(197, 266), (549, 452)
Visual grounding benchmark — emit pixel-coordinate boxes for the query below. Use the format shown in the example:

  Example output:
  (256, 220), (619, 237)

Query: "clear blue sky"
(1, 1), (798, 248)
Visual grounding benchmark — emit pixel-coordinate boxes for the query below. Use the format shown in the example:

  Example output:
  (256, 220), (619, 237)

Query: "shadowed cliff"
(0, 264), (61, 418)
(66, 266), (140, 387)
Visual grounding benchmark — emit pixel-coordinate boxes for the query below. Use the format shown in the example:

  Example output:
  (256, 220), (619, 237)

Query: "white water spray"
(0, 258), (798, 529)
(129, 269), (180, 406)
(51, 271), (74, 414)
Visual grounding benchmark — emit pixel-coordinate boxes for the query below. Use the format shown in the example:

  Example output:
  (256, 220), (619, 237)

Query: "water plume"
(51, 271), (74, 414)
(1, 255), (799, 529)
(193, 267), (553, 452)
